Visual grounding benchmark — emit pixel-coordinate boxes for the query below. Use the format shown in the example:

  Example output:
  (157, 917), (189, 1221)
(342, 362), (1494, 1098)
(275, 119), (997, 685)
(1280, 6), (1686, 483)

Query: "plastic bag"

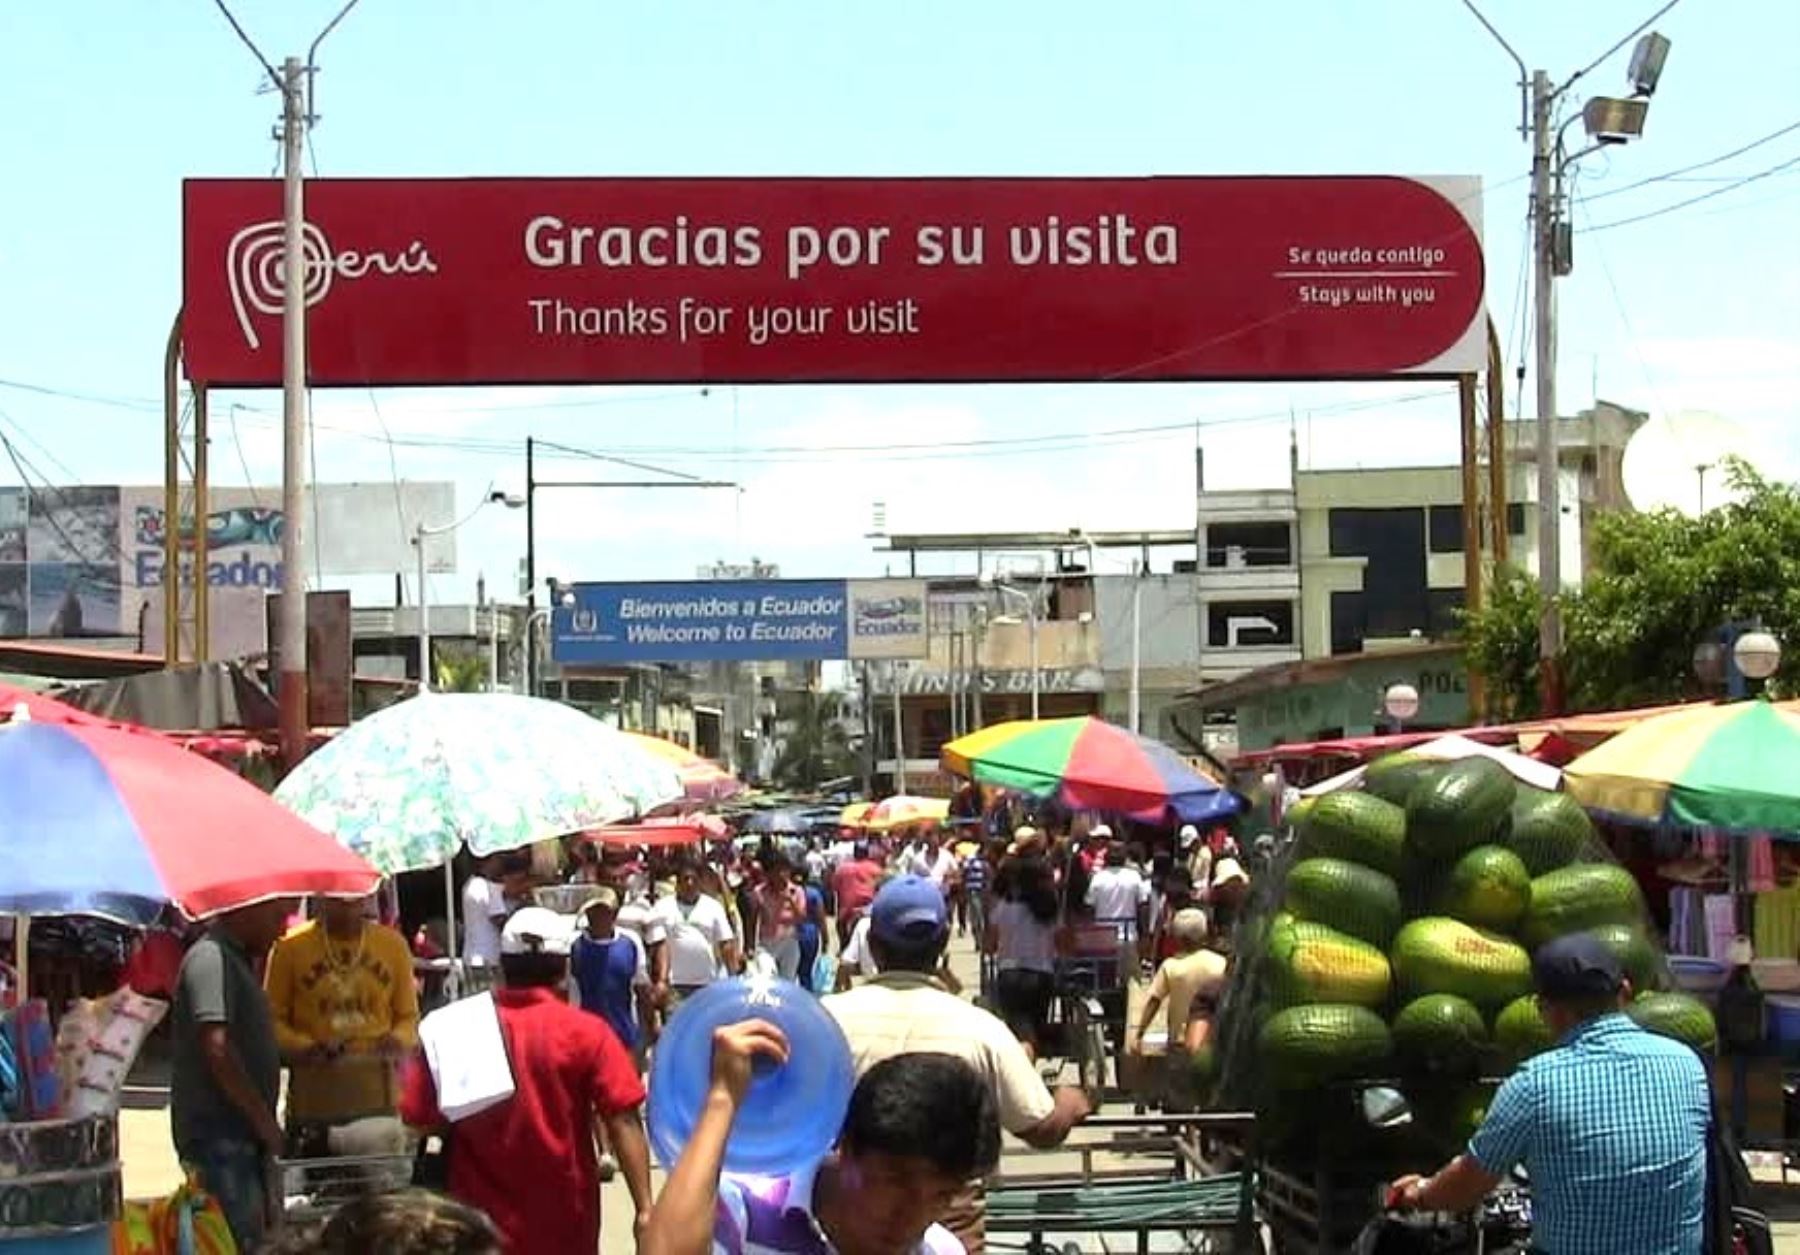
(111, 1177), (237, 1254)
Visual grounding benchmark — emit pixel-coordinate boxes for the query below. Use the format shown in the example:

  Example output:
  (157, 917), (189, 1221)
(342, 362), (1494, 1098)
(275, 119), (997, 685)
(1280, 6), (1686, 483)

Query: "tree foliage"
(770, 690), (859, 789)
(433, 645), (491, 693)
(1463, 462), (1800, 717)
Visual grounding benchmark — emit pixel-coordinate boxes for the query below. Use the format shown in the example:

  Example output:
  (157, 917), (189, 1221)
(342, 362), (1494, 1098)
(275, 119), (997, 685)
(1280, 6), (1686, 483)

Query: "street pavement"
(118, 931), (1800, 1252)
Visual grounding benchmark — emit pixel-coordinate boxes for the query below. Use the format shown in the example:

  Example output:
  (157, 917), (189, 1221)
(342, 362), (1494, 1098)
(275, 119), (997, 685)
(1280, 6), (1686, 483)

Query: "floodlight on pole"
(1582, 96), (1649, 144)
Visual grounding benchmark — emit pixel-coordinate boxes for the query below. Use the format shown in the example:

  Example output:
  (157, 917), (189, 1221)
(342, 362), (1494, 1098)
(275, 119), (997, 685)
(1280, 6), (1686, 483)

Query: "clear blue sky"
(1, 1), (1795, 602)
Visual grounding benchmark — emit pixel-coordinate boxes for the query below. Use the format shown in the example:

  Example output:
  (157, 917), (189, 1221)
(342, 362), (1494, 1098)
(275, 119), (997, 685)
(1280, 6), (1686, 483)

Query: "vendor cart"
(986, 1112), (1263, 1255)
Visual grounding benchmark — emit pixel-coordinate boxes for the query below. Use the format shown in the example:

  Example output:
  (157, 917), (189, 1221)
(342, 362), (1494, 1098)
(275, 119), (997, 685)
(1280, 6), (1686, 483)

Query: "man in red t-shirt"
(400, 907), (652, 1252)
(830, 841), (885, 951)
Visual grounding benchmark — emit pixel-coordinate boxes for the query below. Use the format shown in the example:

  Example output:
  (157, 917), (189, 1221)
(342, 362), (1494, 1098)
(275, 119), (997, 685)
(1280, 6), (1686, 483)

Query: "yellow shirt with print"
(265, 920), (420, 1125)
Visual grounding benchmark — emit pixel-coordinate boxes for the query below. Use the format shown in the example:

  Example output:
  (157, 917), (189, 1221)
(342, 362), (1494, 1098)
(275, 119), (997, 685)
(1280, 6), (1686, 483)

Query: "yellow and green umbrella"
(863, 795), (950, 833)
(1562, 700), (1800, 835)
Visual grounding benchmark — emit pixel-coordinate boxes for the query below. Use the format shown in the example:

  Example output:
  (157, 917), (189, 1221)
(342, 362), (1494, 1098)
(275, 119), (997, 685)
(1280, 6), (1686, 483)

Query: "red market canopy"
(584, 816), (727, 848)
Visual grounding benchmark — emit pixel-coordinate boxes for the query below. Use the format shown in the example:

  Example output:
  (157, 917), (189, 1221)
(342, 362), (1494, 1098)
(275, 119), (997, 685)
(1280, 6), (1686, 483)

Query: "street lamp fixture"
(1733, 630), (1783, 682)
(414, 488), (526, 692)
(1383, 682), (1421, 730)
(523, 584), (576, 696)
(982, 577), (1042, 720)
(1582, 96), (1648, 144)
(1627, 32), (1672, 97)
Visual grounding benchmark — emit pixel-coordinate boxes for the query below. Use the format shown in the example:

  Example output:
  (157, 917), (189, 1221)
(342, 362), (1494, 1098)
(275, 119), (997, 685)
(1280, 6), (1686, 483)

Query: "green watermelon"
(1493, 994), (1555, 1062)
(1520, 864), (1646, 947)
(1393, 994), (1489, 1075)
(1437, 845), (1532, 931)
(1391, 917), (1534, 1009)
(1297, 791), (1407, 876)
(1362, 752), (1444, 807)
(1406, 758), (1518, 861)
(1284, 857), (1404, 948)
(1628, 992), (1718, 1054)
(1583, 923), (1661, 991)
(1507, 788), (1596, 875)
(1266, 917), (1392, 1008)
(1260, 1004), (1393, 1089)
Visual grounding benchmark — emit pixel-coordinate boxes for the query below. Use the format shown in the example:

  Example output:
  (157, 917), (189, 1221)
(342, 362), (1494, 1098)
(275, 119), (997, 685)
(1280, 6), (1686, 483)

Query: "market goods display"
(1213, 754), (1715, 1159)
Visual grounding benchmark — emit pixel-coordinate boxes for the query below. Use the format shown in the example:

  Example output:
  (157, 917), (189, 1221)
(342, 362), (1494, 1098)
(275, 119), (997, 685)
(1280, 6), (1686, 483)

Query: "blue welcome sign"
(554, 579), (924, 664)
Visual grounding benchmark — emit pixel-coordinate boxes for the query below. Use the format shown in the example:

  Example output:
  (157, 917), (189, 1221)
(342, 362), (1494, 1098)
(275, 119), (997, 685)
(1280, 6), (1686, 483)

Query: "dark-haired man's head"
(675, 860), (702, 904)
(826, 1053), (1001, 1255)
(314, 1187), (502, 1254)
(864, 875), (948, 975)
(1105, 841), (1128, 869)
(1533, 932), (1630, 1036)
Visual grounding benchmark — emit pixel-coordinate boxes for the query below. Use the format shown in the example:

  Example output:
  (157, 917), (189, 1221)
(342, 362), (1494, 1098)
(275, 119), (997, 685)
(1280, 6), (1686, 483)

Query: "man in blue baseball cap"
(1390, 932), (1710, 1254)
(824, 876), (1092, 1254)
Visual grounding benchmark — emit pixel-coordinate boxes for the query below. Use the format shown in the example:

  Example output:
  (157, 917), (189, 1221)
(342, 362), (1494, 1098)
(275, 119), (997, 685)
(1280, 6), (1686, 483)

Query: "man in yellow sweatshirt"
(265, 894), (420, 1155)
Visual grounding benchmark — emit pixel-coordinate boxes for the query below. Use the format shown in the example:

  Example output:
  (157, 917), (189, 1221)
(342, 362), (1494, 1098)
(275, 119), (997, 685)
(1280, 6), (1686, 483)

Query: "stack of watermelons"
(1214, 750), (1717, 1155)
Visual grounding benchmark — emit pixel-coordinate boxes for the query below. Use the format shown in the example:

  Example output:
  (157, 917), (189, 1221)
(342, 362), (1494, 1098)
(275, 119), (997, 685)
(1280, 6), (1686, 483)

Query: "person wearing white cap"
(1180, 824), (1212, 891)
(399, 907), (653, 1254)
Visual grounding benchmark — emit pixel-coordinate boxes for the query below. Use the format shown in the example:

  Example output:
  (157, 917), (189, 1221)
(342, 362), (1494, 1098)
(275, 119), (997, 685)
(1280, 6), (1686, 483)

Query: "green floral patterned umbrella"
(274, 693), (683, 874)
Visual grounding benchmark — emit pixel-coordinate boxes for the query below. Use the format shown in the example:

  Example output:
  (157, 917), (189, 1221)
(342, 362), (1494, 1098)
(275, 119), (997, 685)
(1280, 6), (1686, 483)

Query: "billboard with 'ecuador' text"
(554, 579), (929, 665)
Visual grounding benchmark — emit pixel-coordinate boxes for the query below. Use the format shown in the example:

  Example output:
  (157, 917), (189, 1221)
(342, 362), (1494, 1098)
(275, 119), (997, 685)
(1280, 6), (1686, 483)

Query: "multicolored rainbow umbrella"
(940, 717), (1240, 824)
(1562, 700), (1800, 836)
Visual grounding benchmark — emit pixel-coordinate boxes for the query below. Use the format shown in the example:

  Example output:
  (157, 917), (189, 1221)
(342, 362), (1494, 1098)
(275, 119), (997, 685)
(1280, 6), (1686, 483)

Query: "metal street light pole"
(991, 583), (1040, 720)
(414, 491), (524, 692)
(1075, 533), (1144, 733)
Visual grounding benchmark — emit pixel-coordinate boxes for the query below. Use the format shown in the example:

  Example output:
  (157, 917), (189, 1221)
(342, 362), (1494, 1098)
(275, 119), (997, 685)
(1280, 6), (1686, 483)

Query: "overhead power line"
(1581, 152), (1800, 231)
(1583, 116), (1800, 201)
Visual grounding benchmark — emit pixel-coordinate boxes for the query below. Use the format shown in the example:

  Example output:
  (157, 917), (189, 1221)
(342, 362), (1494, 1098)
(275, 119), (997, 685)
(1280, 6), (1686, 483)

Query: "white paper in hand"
(420, 991), (515, 1122)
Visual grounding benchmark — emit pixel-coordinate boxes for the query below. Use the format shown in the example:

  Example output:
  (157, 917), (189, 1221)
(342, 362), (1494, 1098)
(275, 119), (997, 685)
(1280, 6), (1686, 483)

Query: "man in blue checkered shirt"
(1391, 932), (1711, 1254)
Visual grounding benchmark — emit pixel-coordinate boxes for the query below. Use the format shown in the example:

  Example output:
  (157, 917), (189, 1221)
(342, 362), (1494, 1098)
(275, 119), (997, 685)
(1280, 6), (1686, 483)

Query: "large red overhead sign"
(181, 176), (1486, 388)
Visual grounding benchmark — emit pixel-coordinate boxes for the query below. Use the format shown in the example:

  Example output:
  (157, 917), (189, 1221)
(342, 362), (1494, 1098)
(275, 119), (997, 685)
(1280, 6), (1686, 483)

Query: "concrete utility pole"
(277, 54), (310, 768)
(1528, 67), (1566, 715)
(1462, 0), (1671, 715)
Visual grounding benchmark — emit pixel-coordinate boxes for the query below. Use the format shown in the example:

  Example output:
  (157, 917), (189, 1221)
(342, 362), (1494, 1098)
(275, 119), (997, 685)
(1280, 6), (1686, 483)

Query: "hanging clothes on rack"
(1754, 881), (1800, 963)
(1747, 835), (1778, 894)
(1668, 887), (1708, 957)
(1703, 894), (1737, 961)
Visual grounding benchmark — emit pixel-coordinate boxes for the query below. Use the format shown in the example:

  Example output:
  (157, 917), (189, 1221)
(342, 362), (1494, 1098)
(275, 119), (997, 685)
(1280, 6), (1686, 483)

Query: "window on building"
(1508, 503), (1527, 536)
(1427, 588), (1466, 637)
(1208, 600), (1296, 648)
(1428, 505), (1465, 554)
(1206, 521), (1292, 567)
(1330, 591), (1366, 656)
(1326, 507), (1429, 649)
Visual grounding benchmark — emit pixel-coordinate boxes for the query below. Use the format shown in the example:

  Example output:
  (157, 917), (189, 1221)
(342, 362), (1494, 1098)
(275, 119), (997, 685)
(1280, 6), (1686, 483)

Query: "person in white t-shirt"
(1085, 842), (1150, 972)
(460, 856), (510, 968)
(649, 861), (740, 999)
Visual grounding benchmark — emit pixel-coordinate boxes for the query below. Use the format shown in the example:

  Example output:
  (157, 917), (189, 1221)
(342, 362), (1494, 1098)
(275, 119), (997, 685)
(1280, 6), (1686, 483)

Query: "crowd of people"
(162, 808), (1252, 1253)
